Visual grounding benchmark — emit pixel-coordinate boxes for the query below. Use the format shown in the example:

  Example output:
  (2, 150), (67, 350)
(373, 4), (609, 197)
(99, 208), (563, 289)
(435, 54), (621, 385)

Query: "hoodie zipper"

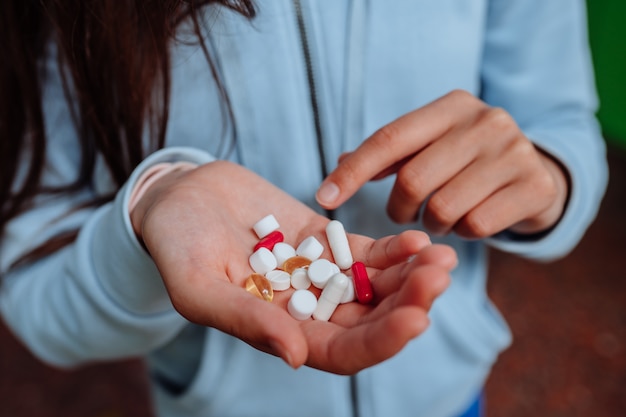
(293, 0), (335, 220)
(293, 4), (360, 417)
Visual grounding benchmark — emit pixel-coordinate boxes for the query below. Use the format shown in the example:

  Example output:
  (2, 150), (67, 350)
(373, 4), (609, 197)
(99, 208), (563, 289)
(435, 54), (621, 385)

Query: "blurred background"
(1, 2), (624, 416)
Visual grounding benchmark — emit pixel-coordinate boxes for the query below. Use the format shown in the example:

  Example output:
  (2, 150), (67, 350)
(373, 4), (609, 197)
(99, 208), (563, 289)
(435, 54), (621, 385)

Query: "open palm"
(134, 161), (457, 374)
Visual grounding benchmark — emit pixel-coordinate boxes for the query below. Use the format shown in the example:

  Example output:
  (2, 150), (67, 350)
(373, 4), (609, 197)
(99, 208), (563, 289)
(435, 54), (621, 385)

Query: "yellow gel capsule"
(245, 273), (274, 302)
(282, 256), (312, 274)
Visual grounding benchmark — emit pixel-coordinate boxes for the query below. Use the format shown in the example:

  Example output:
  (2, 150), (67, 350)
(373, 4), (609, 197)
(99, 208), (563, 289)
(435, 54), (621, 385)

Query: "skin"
(130, 160), (457, 375)
(316, 90), (570, 238)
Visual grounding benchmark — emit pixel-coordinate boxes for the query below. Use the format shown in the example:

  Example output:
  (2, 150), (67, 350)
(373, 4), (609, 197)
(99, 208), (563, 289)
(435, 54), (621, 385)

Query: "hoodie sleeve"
(480, 0), (609, 261)
(0, 42), (216, 367)
(1, 146), (214, 368)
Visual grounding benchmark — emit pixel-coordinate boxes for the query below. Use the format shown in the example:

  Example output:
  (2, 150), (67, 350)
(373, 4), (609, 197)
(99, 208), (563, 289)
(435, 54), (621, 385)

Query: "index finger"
(315, 90), (478, 209)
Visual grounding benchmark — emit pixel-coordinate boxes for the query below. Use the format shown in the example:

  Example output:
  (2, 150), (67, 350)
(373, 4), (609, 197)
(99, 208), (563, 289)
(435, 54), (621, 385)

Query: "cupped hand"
(316, 89), (570, 238)
(130, 160), (456, 374)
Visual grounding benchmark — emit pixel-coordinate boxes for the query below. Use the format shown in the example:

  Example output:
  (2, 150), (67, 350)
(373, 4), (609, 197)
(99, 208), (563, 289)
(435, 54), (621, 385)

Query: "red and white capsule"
(351, 261), (374, 304)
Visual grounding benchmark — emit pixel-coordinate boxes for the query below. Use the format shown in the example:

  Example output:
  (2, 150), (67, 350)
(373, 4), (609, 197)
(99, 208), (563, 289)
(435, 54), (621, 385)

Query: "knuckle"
(425, 193), (458, 227)
(337, 157), (362, 185)
(395, 166), (427, 204)
(533, 170), (559, 202)
(483, 107), (518, 136)
(462, 212), (494, 238)
(508, 137), (537, 160)
(372, 123), (402, 149)
(447, 89), (474, 103)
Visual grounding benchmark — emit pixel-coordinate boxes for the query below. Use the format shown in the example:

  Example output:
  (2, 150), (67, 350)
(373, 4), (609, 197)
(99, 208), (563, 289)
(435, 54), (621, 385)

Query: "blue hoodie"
(0, 1), (607, 416)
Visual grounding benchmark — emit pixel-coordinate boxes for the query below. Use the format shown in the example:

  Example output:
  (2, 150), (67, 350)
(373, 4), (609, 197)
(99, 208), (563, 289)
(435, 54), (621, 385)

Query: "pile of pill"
(245, 214), (374, 321)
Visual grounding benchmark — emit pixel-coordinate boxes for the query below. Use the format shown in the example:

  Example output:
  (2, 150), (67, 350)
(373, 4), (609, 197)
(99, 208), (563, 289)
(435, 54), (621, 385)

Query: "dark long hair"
(0, 0), (255, 266)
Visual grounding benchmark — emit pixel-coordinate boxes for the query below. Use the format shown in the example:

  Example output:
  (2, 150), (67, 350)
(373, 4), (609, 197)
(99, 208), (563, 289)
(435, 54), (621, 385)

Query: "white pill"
(288, 290), (318, 321)
(340, 278), (356, 304)
(272, 242), (296, 266)
(313, 273), (349, 321)
(291, 267), (312, 290)
(249, 247), (277, 275)
(325, 220), (353, 270)
(266, 270), (291, 291)
(296, 236), (324, 261)
(308, 258), (338, 289)
(253, 214), (280, 239)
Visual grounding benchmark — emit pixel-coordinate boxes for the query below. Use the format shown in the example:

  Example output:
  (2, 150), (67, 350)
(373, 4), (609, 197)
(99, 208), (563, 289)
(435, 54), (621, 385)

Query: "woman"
(0, 1), (608, 416)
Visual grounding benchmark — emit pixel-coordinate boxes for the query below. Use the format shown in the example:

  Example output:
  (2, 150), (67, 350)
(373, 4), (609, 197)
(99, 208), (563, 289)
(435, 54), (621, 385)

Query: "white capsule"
(308, 258), (338, 289)
(290, 267), (312, 290)
(340, 277), (356, 304)
(325, 220), (353, 270)
(253, 214), (280, 239)
(265, 270), (291, 291)
(272, 242), (296, 266)
(288, 290), (318, 321)
(313, 273), (349, 321)
(296, 236), (324, 261)
(249, 247), (277, 275)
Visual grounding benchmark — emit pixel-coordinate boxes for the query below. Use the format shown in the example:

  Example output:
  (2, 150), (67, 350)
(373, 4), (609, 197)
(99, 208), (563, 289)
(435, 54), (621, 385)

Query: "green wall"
(587, 0), (626, 148)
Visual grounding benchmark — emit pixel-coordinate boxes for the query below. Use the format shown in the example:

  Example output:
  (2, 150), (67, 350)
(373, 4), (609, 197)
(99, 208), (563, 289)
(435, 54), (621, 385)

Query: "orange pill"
(245, 273), (274, 302)
(282, 256), (312, 274)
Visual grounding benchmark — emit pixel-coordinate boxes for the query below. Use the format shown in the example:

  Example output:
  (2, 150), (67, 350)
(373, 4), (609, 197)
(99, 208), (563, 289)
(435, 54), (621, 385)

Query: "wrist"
(129, 162), (197, 241)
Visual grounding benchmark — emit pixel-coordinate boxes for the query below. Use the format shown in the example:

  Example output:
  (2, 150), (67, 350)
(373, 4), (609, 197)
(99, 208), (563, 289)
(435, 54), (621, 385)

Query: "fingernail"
(316, 181), (340, 205)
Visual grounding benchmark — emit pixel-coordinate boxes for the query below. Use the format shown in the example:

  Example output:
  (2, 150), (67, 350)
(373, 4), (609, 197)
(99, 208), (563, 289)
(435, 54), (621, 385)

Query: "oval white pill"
(291, 267), (311, 290)
(288, 290), (318, 321)
(326, 220), (353, 270)
(272, 242), (296, 266)
(249, 247), (277, 275)
(308, 258), (338, 289)
(296, 236), (324, 261)
(253, 214), (280, 239)
(313, 273), (349, 321)
(340, 277), (356, 304)
(266, 270), (291, 291)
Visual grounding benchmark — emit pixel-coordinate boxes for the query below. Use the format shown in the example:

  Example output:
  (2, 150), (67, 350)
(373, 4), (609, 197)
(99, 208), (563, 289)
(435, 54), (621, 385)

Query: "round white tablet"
(249, 247), (277, 275)
(290, 267), (312, 290)
(308, 258), (337, 289)
(296, 236), (324, 261)
(252, 214), (280, 239)
(272, 242), (296, 266)
(265, 270), (291, 291)
(288, 290), (318, 321)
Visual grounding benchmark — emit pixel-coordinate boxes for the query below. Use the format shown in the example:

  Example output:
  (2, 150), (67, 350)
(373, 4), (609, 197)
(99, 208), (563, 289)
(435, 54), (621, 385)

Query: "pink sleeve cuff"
(127, 161), (198, 212)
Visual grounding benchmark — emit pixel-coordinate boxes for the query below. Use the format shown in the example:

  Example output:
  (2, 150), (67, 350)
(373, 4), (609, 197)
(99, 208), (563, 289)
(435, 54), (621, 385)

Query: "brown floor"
(1, 145), (624, 417)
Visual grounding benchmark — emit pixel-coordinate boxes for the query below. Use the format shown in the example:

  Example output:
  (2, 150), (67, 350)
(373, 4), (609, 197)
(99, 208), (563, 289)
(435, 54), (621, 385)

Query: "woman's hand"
(316, 90), (570, 238)
(130, 160), (456, 374)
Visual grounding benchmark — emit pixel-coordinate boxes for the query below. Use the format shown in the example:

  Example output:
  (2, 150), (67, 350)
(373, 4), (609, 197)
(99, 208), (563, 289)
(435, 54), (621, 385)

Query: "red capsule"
(351, 261), (374, 304)
(253, 230), (284, 252)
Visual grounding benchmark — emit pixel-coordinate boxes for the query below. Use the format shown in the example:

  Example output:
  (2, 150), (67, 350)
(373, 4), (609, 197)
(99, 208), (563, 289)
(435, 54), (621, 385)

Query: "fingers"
(330, 245), (455, 328)
(302, 254), (453, 374)
(353, 230), (432, 269)
(167, 273), (309, 369)
(370, 244), (456, 302)
(302, 306), (430, 375)
(316, 91), (479, 209)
